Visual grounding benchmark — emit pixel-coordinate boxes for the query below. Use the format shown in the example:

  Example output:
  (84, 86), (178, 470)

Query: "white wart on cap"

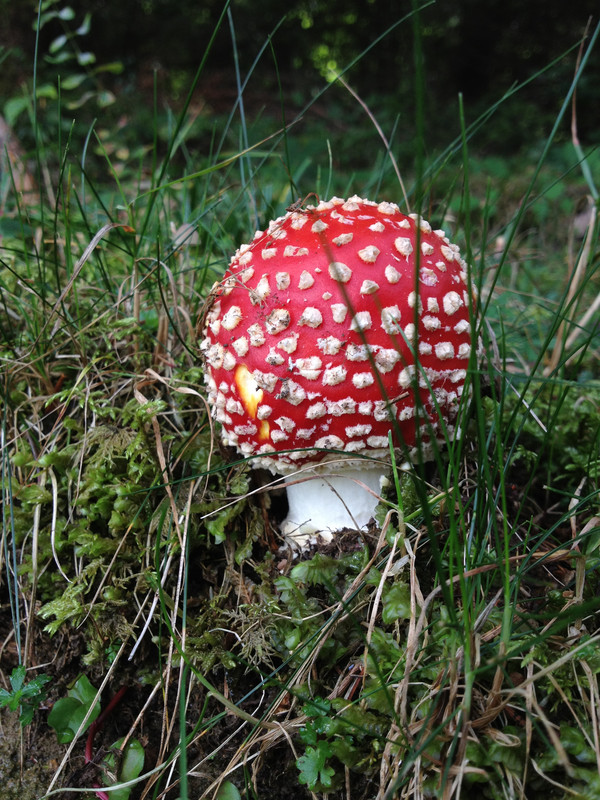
(200, 196), (478, 543)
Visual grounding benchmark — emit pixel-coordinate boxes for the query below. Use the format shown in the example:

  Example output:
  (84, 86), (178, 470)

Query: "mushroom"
(200, 196), (478, 545)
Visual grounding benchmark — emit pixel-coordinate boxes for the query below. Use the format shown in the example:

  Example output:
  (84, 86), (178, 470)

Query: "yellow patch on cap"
(235, 364), (263, 419)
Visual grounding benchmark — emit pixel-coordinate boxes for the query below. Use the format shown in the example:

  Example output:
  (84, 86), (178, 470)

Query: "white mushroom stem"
(280, 465), (389, 546)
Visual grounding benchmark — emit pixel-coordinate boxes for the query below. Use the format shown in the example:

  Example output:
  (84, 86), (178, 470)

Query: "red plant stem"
(85, 686), (128, 800)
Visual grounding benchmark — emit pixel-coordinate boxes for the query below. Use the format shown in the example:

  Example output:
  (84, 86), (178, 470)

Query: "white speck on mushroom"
(298, 307), (323, 328)
(294, 356), (323, 380)
(409, 214), (432, 234)
(350, 311), (372, 332)
(238, 267), (255, 284)
(331, 211), (351, 225)
(427, 297), (440, 313)
(262, 247), (277, 259)
(322, 291), (332, 300)
(306, 402), (327, 419)
(423, 315), (441, 331)
(377, 201), (398, 214)
(271, 430), (288, 443)
(441, 245), (455, 262)
(321, 365), (346, 387)
(450, 368), (467, 382)
(206, 343), (225, 368)
(385, 264), (401, 284)
(279, 379), (306, 405)
(215, 407), (232, 426)
(346, 343), (370, 361)
(346, 423), (372, 437)
(434, 229), (446, 239)
(360, 279), (379, 295)
(404, 322), (416, 343)
(250, 276), (270, 305)
(234, 423), (257, 437)
(358, 245), (380, 263)
(276, 271), (291, 290)
(284, 245), (309, 257)
(443, 291), (463, 315)
(232, 336), (249, 357)
(353, 372), (375, 388)
(435, 342), (455, 360)
(331, 303), (348, 323)
(238, 251), (253, 266)
(297, 427), (317, 439)
(332, 233), (353, 246)
(342, 199), (360, 211)
(328, 261), (353, 282)
(317, 336), (344, 355)
(419, 342), (433, 355)
(298, 270), (315, 290)
(381, 305), (402, 334)
(435, 261), (447, 272)
(311, 219), (328, 233)
(367, 435), (388, 448)
(420, 267), (438, 285)
(454, 319), (470, 334)
(398, 219), (410, 229)
(226, 398), (245, 415)
(221, 305), (242, 331)
(290, 213), (308, 230)
(421, 242), (434, 256)
(252, 370), (278, 392)
(457, 343), (471, 359)
(275, 416), (296, 432)
(395, 237), (413, 258)
(315, 435), (345, 450)
(345, 441), (367, 453)
(374, 401), (392, 421)
(277, 333), (299, 354)
(266, 308), (291, 334)
(358, 401), (373, 415)
(369, 222), (385, 232)
(375, 349), (400, 373)
(267, 223), (287, 239)
(407, 292), (423, 313)
(257, 405), (272, 419)
(327, 397), (357, 415)
(223, 353), (236, 371)
(398, 366), (416, 388)
(266, 348), (285, 366)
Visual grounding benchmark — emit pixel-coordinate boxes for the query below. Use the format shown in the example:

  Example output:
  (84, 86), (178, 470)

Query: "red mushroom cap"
(200, 196), (477, 474)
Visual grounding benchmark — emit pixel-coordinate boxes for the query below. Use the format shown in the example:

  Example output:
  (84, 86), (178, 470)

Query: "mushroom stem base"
(280, 467), (387, 546)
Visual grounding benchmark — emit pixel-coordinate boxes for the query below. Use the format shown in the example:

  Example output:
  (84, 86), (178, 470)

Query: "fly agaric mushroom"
(200, 196), (478, 544)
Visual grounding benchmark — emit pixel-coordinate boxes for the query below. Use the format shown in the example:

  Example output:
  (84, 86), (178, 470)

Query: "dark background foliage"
(2, 0), (600, 152)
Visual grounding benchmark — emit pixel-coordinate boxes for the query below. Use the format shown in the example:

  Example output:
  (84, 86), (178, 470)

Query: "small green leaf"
(297, 741), (335, 791)
(382, 581), (413, 623)
(57, 6), (76, 20)
(47, 674), (101, 743)
(216, 781), (242, 800)
(101, 738), (145, 800)
(76, 12), (92, 35)
(61, 73), (87, 90)
(49, 33), (68, 53)
(77, 51), (96, 66)
(10, 664), (27, 693)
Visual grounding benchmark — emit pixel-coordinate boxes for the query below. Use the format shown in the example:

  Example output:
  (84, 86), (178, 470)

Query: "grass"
(1, 6), (600, 800)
